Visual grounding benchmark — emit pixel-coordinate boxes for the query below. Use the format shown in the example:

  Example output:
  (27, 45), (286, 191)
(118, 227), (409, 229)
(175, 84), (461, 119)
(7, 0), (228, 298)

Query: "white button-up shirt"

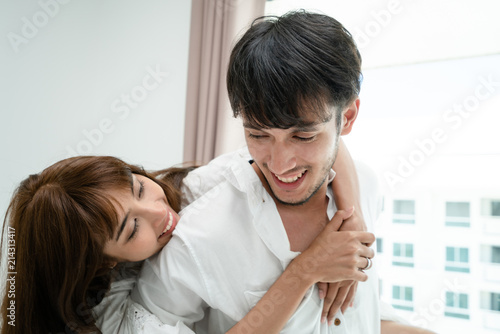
(131, 148), (397, 333)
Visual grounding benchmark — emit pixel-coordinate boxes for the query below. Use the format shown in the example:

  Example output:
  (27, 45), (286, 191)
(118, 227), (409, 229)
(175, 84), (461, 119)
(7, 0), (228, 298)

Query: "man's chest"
(279, 211), (330, 252)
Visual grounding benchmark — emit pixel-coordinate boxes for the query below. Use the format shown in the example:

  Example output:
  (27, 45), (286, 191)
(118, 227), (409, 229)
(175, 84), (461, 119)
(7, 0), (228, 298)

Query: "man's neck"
(252, 163), (331, 252)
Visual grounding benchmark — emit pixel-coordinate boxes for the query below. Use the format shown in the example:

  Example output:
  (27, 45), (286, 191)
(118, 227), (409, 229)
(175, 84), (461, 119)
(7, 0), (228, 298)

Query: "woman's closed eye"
(128, 219), (139, 241)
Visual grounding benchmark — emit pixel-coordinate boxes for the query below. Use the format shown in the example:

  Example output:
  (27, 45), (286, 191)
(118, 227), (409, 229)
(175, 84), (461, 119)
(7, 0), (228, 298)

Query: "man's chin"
(272, 192), (311, 207)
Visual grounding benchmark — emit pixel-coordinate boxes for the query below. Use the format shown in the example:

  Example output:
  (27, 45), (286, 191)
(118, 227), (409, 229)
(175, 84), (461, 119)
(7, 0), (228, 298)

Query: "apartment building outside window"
(492, 246), (500, 264)
(392, 285), (413, 311)
(481, 292), (500, 312)
(491, 200), (500, 216)
(393, 243), (414, 267)
(445, 292), (470, 319)
(377, 238), (383, 253)
(445, 201), (470, 227)
(445, 247), (470, 273)
(393, 200), (415, 224)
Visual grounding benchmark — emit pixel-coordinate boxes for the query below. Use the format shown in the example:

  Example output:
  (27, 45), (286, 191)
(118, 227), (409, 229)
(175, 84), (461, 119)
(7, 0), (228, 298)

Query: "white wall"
(0, 1), (192, 217)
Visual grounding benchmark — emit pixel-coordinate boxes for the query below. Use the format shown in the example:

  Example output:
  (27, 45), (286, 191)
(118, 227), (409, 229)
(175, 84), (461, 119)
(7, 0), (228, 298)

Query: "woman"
(0, 144), (374, 334)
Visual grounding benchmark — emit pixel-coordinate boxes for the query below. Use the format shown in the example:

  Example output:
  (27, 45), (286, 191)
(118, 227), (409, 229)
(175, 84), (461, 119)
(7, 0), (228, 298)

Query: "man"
(132, 11), (433, 333)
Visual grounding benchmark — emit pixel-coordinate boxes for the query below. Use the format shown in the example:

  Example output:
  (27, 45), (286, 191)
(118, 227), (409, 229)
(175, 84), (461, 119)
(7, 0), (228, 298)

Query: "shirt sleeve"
(122, 301), (197, 334)
(94, 276), (197, 334)
(355, 162), (409, 324)
(94, 277), (136, 333)
(131, 235), (211, 329)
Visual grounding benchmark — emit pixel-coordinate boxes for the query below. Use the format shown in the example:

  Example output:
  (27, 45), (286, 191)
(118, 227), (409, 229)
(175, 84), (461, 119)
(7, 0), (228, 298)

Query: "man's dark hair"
(227, 10), (362, 129)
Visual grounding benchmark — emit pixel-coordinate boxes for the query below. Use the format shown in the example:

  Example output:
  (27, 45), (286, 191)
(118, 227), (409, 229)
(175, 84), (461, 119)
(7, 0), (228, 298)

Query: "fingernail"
(319, 289), (325, 299)
(321, 316), (326, 324)
(328, 319), (333, 326)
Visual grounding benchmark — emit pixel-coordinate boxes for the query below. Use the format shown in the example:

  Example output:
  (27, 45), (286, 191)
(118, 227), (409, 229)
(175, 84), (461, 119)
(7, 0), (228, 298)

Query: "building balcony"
(482, 263), (500, 283)
(482, 217), (500, 235)
(482, 309), (500, 331)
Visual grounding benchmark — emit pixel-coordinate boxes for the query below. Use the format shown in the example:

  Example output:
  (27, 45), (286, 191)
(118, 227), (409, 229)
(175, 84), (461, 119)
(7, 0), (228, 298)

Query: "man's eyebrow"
(115, 172), (134, 241)
(291, 123), (322, 132)
(243, 122), (322, 131)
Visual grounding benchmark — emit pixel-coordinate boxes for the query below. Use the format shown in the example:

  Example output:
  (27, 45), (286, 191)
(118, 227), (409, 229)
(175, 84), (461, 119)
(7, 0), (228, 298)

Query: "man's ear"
(341, 98), (360, 135)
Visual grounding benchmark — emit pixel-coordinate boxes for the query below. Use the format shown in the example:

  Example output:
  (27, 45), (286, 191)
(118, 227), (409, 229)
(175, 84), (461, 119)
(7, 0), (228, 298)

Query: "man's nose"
(268, 141), (296, 175)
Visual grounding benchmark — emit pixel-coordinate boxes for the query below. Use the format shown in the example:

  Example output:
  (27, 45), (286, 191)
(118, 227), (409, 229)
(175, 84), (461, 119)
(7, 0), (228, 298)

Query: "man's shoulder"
(181, 147), (255, 207)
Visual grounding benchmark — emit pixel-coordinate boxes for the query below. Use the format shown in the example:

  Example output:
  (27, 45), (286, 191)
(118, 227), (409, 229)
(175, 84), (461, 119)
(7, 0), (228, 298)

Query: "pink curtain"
(183, 0), (266, 164)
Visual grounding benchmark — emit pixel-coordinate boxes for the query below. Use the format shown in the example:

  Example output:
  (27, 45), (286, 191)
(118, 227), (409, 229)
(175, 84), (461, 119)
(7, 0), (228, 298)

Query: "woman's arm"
(315, 139), (367, 323)
(332, 138), (366, 231)
(381, 321), (436, 334)
(227, 209), (375, 334)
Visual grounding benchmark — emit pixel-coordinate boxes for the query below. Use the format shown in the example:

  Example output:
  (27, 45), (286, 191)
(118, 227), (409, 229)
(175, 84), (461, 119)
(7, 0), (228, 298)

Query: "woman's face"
(104, 173), (180, 262)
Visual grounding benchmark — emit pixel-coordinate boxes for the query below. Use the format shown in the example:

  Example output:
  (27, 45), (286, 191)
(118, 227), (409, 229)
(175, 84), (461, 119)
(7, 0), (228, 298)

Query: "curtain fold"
(183, 0), (266, 164)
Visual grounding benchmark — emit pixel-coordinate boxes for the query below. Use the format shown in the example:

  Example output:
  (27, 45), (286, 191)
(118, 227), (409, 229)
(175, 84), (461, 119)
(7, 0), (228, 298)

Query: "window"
(392, 285), (413, 311)
(492, 201), (500, 217)
(377, 238), (383, 253)
(481, 292), (500, 312)
(393, 243), (414, 267)
(481, 245), (500, 264)
(445, 247), (470, 273)
(491, 293), (500, 312)
(393, 200), (415, 224)
(492, 246), (500, 264)
(445, 292), (470, 319)
(445, 202), (470, 227)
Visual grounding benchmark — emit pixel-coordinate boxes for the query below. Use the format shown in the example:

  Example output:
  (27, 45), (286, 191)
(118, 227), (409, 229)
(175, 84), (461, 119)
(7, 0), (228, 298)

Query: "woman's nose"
(140, 202), (167, 227)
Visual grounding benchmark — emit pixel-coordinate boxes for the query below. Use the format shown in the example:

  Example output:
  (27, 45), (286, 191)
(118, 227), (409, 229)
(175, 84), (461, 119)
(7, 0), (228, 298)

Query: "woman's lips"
(159, 211), (176, 239)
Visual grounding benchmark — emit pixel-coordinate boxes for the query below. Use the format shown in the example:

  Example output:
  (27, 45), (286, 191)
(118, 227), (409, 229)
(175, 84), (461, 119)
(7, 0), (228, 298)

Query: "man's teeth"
(161, 212), (173, 234)
(275, 171), (305, 183)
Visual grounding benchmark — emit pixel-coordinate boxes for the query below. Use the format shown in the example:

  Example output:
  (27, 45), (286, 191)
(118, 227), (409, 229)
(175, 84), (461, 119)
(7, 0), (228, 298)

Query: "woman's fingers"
(321, 282), (340, 324)
(326, 208), (355, 232)
(340, 281), (357, 314)
(359, 245), (375, 261)
(357, 231), (375, 247)
(327, 285), (350, 324)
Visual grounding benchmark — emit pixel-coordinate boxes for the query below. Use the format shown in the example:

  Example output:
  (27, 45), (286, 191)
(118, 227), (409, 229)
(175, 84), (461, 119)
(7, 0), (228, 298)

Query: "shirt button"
(334, 318), (341, 326)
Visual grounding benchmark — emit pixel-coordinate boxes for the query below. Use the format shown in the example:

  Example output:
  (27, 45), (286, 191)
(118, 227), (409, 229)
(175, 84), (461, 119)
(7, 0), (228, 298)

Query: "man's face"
(244, 107), (341, 206)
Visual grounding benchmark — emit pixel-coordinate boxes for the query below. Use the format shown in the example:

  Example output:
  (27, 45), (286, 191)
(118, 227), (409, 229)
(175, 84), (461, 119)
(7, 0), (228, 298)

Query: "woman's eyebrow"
(115, 211), (130, 241)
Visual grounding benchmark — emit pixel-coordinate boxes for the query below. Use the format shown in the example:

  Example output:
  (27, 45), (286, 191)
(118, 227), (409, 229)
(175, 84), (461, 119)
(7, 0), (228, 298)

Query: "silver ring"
(361, 257), (372, 271)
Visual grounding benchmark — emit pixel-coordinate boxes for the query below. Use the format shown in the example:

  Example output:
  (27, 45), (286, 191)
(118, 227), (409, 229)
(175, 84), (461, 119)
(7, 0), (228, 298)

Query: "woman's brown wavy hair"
(0, 156), (194, 333)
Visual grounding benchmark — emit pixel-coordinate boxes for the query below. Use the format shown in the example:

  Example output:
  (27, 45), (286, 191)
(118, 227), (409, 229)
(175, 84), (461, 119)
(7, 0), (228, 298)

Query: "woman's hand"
(294, 208), (375, 286)
(314, 206), (371, 324)
(318, 280), (357, 325)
